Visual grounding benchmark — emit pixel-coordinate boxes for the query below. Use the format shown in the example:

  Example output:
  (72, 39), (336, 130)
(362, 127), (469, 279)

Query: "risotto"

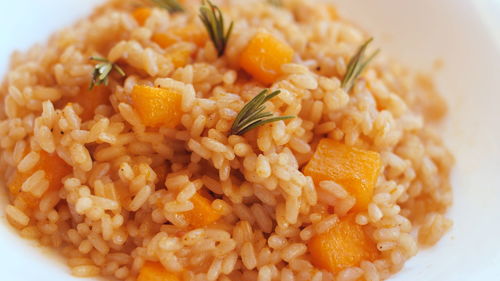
(0, 0), (454, 280)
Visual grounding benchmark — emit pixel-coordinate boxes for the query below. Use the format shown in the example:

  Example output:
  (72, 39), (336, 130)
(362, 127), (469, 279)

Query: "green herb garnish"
(268, 0), (282, 7)
(152, 0), (184, 13)
(230, 89), (295, 135)
(89, 57), (125, 90)
(341, 37), (379, 93)
(199, 0), (234, 57)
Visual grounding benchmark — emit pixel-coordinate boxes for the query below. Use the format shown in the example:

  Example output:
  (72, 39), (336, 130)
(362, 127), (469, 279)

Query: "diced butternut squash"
(133, 7), (152, 26)
(56, 86), (111, 122)
(308, 215), (379, 273)
(40, 151), (73, 192)
(152, 33), (179, 49)
(239, 32), (294, 85)
(173, 24), (207, 47)
(303, 139), (381, 212)
(8, 171), (28, 196)
(182, 193), (221, 228)
(8, 151), (72, 207)
(327, 5), (339, 20)
(152, 32), (195, 68)
(165, 49), (191, 68)
(9, 171), (39, 209)
(137, 262), (180, 281)
(76, 86), (111, 121)
(131, 85), (183, 128)
(153, 25), (207, 49)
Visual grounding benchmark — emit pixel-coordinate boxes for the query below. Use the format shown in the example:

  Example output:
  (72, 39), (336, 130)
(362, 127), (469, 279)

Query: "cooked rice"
(0, 0), (453, 280)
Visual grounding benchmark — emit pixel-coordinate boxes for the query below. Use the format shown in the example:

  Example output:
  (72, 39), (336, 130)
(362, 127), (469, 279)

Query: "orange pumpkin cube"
(165, 49), (191, 68)
(173, 24), (207, 47)
(9, 151), (72, 207)
(9, 171), (38, 207)
(132, 7), (152, 26)
(42, 151), (73, 192)
(327, 5), (339, 20)
(56, 86), (111, 122)
(303, 139), (381, 212)
(8, 171), (28, 196)
(152, 33), (179, 49)
(78, 86), (111, 121)
(239, 32), (294, 85)
(131, 85), (183, 128)
(308, 215), (379, 273)
(137, 262), (180, 281)
(182, 193), (221, 228)
(153, 25), (207, 49)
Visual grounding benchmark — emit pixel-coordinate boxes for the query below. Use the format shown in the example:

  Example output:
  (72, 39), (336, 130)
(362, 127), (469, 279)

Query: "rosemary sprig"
(89, 57), (125, 90)
(199, 0), (234, 57)
(230, 89), (295, 135)
(151, 0), (184, 13)
(268, 0), (282, 7)
(341, 37), (379, 93)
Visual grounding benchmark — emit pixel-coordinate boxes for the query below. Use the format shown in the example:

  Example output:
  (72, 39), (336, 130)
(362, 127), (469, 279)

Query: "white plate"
(1, 0), (500, 280)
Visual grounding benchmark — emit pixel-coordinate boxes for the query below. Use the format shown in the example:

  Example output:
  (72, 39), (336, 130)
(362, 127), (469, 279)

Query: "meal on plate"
(0, 0), (454, 280)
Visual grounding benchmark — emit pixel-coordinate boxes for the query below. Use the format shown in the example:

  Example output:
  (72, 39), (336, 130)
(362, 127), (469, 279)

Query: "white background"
(1, 0), (500, 280)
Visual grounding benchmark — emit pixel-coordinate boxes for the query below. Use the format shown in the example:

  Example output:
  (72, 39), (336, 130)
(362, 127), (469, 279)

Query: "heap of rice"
(0, 0), (453, 280)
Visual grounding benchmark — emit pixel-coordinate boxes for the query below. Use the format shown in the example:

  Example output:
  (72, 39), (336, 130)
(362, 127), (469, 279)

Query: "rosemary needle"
(230, 89), (295, 135)
(341, 37), (379, 93)
(268, 0), (283, 7)
(151, 0), (184, 13)
(89, 57), (125, 90)
(199, 0), (234, 57)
